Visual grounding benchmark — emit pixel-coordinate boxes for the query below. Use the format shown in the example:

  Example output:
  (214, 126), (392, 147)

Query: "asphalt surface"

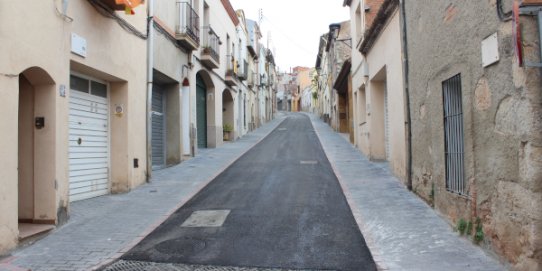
(119, 113), (376, 271)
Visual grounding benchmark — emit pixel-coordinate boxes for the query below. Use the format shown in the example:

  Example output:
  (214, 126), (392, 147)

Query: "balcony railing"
(98, 0), (143, 11)
(175, 1), (200, 50)
(247, 72), (257, 88)
(202, 25), (220, 64)
(225, 55), (237, 86)
(226, 55), (236, 74)
(238, 60), (248, 80)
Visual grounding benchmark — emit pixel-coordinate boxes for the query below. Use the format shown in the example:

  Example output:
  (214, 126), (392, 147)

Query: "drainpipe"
(399, 0), (413, 191)
(146, 0), (155, 182)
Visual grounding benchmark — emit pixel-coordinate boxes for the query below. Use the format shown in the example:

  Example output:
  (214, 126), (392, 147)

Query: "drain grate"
(277, 128), (287, 131)
(103, 260), (333, 271)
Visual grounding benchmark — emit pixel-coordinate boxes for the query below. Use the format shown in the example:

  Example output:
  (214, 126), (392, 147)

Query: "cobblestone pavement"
(0, 114), (286, 271)
(306, 113), (506, 271)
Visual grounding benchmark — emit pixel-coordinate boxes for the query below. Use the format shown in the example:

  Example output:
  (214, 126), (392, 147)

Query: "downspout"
(399, 0), (413, 190)
(146, 0), (155, 182)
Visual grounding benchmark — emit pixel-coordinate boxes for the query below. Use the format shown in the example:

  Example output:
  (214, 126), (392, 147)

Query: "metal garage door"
(69, 75), (109, 202)
(152, 85), (166, 169)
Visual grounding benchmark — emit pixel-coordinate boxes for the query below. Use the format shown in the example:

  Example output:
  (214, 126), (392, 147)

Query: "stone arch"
(222, 88), (235, 141)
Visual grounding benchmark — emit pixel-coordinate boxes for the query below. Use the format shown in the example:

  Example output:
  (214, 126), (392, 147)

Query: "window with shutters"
(442, 74), (466, 195)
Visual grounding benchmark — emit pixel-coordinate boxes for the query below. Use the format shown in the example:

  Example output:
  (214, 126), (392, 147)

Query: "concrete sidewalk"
(307, 113), (505, 271)
(0, 114), (286, 271)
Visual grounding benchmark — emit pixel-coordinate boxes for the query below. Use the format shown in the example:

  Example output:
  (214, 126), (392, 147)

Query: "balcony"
(225, 55), (237, 86)
(175, 1), (200, 50)
(247, 72), (256, 88)
(238, 60), (248, 81)
(98, 0), (143, 10)
(247, 39), (257, 57)
(201, 25), (220, 69)
(260, 74), (268, 87)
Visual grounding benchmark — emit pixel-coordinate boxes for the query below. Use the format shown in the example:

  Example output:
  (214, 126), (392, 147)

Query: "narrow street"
(2, 0), (540, 269)
(0, 113), (504, 271)
(110, 113), (376, 270)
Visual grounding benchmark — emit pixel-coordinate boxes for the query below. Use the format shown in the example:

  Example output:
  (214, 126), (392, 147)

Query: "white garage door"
(68, 75), (110, 202)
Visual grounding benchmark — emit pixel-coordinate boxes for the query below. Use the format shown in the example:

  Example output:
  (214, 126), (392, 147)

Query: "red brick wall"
(364, 0), (385, 29)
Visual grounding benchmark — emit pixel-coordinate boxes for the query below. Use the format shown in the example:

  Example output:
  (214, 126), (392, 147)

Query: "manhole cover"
(181, 210), (231, 227)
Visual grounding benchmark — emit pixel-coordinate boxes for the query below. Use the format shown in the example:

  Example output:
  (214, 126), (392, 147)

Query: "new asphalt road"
(117, 113), (376, 270)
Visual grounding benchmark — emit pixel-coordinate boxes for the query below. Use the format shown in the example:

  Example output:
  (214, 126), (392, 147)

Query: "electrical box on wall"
(71, 33), (87, 58)
(35, 117), (45, 129)
(481, 33), (500, 67)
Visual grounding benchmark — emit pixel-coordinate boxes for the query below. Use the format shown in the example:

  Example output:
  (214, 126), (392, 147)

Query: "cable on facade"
(497, 0), (512, 21)
(53, 0), (74, 22)
(152, 22), (188, 53)
(87, 0), (147, 40)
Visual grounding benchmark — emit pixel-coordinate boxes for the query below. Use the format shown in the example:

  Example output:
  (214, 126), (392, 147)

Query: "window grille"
(442, 74), (466, 195)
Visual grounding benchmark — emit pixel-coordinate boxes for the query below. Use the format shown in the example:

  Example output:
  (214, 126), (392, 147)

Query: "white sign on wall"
(71, 33), (87, 58)
(481, 33), (499, 67)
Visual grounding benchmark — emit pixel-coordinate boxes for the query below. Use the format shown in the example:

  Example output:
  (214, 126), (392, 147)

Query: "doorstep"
(18, 224), (55, 241)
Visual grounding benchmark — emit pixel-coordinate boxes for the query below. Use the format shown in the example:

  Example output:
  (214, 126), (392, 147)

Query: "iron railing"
(442, 74), (465, 195)
(226, 54), (235, 75)
(238, 60), (248, 80)
(202, 25), (220, 63)
(176, 1), (200, 45)
(248, 71), (257, 87)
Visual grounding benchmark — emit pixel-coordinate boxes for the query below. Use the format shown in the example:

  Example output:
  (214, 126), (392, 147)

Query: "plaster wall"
(166, 84), (182, 164)
(153, 0), (192, 163)
(365, 11), (406, 180)
(0, 0), (70, 254)
(348, 0), (389, 156)
(191, 0), (239, 149)
(69, 0), (147, 191)
(0, 0), (148, 254)
(405, 1), (542, 268)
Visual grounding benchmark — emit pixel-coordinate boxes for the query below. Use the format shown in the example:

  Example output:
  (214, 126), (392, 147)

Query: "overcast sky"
(229, 0), (349, 72)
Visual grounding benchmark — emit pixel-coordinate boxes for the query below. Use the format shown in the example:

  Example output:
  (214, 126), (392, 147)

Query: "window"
(70, 75), (107, 98)
(442, 74), (465, 195)
(70, 75), (89, 93)
(91, 81), (107, 98)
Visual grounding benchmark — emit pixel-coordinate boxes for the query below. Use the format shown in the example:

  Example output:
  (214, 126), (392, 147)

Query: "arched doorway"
(222, 89), (234, 141)
(196, 71), (216, 149)
(196, 73), (208, 148)
(18, 67), (56, 238)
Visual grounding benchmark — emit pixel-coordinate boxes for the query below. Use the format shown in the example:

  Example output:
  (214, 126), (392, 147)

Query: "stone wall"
(405, 1), (542, 269)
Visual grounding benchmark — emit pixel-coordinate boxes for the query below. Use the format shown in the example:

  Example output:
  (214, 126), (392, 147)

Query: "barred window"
(442, 74), (465, 195)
